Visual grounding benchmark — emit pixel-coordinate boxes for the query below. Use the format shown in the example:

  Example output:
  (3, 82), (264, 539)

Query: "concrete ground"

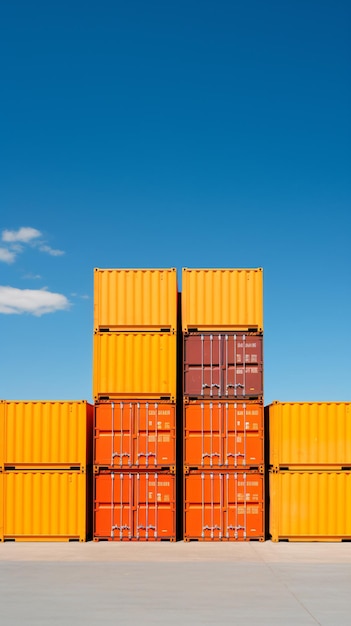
(1, 541), (351, 625)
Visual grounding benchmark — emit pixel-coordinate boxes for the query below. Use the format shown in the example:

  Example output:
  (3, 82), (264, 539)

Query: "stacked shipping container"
(266, 401), (351, 541)
(0, 400), (93, 541)
(92, 268), (178, 540)
(182, 268), (265, 540)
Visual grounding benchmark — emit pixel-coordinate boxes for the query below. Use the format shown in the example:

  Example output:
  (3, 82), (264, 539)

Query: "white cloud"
(0, 248), (16, 263)
(39, 244), (65, 256)
(2, 227), (41, 243)
(0, 286), (71, 316)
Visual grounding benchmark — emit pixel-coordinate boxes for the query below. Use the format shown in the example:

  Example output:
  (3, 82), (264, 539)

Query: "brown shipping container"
(93, 471), (176, 541)
(184, 471), (265, 541)
(184, 332), (263, 399)
(184, 401), (264, 470)
(94, 401), (176, 469)
(93, 268), (178, 332)
(182, 268), (263, 332)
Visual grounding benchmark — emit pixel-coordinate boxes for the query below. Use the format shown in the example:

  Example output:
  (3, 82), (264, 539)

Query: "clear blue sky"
(1, 0), (350, 405)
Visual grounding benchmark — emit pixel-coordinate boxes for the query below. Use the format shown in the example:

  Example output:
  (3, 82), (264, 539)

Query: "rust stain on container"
(0, 470), (89, 542)
(94, 268), (178, 332)
(184, 471), (265, 541)
(267, 401), (351, 470)
(184, 401), (264, 469)
(184, 333), (263, 399)
(93, 471), (176, 541)
(182, 268), (263, 332)
(269, 470), (351, 542)
(0, 401), (93, 471)
(93, 332), (177, 401)
(94, 401), (176, 469)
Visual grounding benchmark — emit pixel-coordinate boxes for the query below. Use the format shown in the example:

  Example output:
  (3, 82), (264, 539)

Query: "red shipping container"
(184, 332), (263, 399)
(94, 401), (176, 470)
(94, 471), (176, 541)
(184, 401), (264, 470)
(184, 471), (265, 541)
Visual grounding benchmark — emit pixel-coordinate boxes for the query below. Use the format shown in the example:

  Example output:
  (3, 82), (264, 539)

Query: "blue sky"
(1, 0), (350, 405)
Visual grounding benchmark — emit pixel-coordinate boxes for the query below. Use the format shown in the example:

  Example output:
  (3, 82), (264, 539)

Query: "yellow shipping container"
(0, 470), (90, 541)
(267, 401), (351, 470)
(269, 470), (351, 541)
(94, 268), (178, 332)
(0, 400), (93, 471)
(182, 268), (263, 332)
(93, 332), (177, 401)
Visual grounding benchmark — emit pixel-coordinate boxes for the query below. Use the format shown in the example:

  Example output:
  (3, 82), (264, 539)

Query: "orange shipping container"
(93, 268), (178, 332)
(94, 471), (176, 541)
(93, 332), (177, 401)
(182, 268), (263, 332)
(0, 400), (93, 470)
(184, 471), (265, 541)
(94, 401), (176, 469)
(184, 401), (264, 470)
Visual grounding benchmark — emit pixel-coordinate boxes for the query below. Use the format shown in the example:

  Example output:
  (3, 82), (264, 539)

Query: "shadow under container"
(93, 332), (177, 402)
(0, 400), (93, 471)
(93, 267), (178, 333)
(269, 470), (351, 542)
(182, 267), (263, 333)
(183, 332), (263, 400)
(184, 400), (264, 471)
(93, 469), (176, 541)
(94, 400), (176, 470)
(266, 401), (351, 471)
(184, 470), (265, 541)
(0, 469), (91, 542)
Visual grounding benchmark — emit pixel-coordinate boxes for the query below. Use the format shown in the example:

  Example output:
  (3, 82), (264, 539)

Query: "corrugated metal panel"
(269, 470), (351, 541)
(93, 332), (177, 401)
(93, 471), (176, 541)
(1, 401), (94, 470)
(184, 332), (263, 399)
(94, 401), (176, 469)
(0, 401), (4, 470)
(1, 471), (88, 541)
(94, 268), (178, 332)
(184, 471), (265, 541)
(267, 402), (351, 469)
(182, 268), (263, 332)
(184, 401), (264, 469)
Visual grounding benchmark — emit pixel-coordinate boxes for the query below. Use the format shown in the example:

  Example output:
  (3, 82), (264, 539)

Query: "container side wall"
(94, 268), (178, 332)
(93, 333), (177, 401)
(268, 402), (351, 469)
(269, 471), (351, 541)
(2, 471), (87, 541)
(3, 401), (93, 470)
(182, 268), (263, 332)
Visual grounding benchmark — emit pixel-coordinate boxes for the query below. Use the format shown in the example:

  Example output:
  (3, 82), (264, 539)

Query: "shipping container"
(267, 401), (351, 470)
(93, 471), (176, 541)
(184, 401), (264, 470)
(94, 401), (176, 469)
(93, 332), (177, 401)
(269, 470), (351, 541)
(0, 470), (90, 541)
(0, 400), (93, 470)
(182, 268), (263, 332)
(184, 333), (263, 399)
(184, 471), (264, 541)
(94, 268), (178, 332)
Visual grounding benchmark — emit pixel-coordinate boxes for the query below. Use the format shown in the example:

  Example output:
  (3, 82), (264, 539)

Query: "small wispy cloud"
(23, 273), (42, 280)
(2, 227), (41, 243)
(0, 286), (71, 316)
(0, 226), (65, 262)
(0, 248), (16, 264)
